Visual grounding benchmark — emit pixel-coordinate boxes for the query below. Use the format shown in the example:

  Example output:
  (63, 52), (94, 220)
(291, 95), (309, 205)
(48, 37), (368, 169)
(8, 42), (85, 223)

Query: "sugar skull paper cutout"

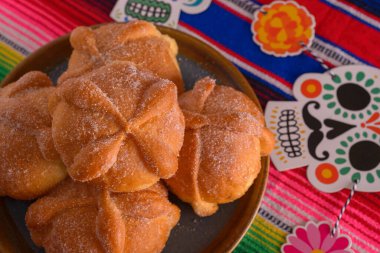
(266, 65), (380, 192)
(251, 0), (315, 57)
(111, 0), (212, 28)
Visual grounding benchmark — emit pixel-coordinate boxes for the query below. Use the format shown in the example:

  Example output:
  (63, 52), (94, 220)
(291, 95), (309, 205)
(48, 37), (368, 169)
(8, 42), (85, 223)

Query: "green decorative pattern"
(322, 71), (380, 119)
(336, 132), (380, 183)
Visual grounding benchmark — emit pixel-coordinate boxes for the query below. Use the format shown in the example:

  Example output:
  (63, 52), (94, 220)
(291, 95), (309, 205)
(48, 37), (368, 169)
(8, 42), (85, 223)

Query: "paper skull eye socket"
(337, 83), (371, 111)
(349, 141), (380, 171)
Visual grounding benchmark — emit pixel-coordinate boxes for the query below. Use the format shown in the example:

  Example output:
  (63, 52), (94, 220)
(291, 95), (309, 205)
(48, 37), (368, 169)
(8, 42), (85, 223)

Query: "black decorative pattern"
(277, 109), (302, 158)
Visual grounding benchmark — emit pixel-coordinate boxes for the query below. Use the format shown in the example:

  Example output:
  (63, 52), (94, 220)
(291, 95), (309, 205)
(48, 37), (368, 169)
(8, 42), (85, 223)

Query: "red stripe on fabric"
(32, 1), (79, 29)
(20, 0), (73, 32)
(63, 0), (111, 23)
(49, 1), (102, 26)
(84, 0), (114, 14)
(213, 0), (252, 23)
(257, 0), (380, 67)
(178, 21), (293, 89)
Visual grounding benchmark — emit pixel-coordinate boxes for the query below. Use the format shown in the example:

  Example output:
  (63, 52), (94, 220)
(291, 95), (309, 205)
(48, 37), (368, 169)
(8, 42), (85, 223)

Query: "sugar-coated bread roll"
(58, 21), (184, 93)
(26, 179), (180, 253)
(166, 77), (274, 216)
(49, 61), (185, 192)
(0, 72), (66, 200)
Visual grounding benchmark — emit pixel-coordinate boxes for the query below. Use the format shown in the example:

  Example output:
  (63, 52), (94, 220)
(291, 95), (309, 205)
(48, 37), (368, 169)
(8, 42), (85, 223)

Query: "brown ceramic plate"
(0, 25), (269, 253)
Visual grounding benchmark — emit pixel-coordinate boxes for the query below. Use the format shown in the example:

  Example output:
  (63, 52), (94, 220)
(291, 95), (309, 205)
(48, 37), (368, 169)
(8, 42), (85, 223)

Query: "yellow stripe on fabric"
(252, 215), (288, 242)
(246, 230), (279, 252)
(0, 51), (19, 68)
(0, 42), (24, 64)
(250, 223), (281, 246)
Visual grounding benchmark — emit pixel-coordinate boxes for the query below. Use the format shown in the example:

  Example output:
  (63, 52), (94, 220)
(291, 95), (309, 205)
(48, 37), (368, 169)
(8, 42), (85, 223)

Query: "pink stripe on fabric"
(15, 0), (72, 34)
(269, 172), (376, 247)
(0, 15), (44, 46)
(274, 166), (380, 221)
(0, 6), (53, 42)
(2, 0), (68, 37)
(260, 202), (302, 227)
(264, 191), (311, 221)
(1, 1), (62, 38)
(270, 168), (375, 224)
(269, 168), (380, 244)
(279, 169), (380, 235)
(263, 193), (376, 251)
(0, 25), (36, 51)
(266, 180), (328, 221)
(267, 169), (380, 252)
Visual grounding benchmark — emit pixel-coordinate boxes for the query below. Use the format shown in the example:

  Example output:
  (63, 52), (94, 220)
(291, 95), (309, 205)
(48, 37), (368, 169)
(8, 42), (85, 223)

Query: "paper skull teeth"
(266, 65), (380, 193)
(125, 0), (171, 23)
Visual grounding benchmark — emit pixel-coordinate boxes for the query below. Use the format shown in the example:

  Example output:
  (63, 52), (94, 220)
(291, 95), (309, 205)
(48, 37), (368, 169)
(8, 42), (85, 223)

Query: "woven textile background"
(0, 0), (379, 252)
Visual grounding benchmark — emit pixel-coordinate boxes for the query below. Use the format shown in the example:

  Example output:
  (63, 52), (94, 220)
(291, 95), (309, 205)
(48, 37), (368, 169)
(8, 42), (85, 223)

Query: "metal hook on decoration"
(331, 179), (359, 237)
(299, 41), (338, 79)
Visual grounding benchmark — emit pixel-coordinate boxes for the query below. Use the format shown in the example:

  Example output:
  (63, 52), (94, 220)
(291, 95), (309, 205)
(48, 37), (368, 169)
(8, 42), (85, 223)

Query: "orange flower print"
(252, 1), (315, 57)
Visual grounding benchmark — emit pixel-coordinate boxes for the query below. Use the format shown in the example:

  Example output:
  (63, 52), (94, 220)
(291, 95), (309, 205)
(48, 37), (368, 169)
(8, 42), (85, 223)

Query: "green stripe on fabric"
(235, 236), (271, 253)
(0, 58), (15, 72)
(234, 215), (288, 253)
(0, 66), (11, 77)
(240, 230), (277, 253)
(248, 229), (281, 252)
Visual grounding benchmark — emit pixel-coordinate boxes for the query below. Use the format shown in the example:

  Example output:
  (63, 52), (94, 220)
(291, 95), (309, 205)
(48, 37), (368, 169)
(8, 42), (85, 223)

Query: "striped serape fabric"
(0, 0), (379, 252)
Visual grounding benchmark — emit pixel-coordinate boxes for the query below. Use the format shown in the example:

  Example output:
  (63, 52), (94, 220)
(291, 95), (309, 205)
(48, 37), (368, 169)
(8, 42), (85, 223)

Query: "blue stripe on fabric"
(319, 0), (380, 32)
(180, 2), (325, 88)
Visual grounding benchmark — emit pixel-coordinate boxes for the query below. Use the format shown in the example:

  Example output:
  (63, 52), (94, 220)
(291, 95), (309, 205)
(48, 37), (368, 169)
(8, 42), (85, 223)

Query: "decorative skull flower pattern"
(281, 221), (353, 253)
(251, 0), (315, 57)
(266, 65), (380, 192)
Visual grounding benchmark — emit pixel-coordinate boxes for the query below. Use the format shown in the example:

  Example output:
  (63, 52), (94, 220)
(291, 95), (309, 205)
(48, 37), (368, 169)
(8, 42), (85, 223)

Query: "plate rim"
(0, 23), (269, 253)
